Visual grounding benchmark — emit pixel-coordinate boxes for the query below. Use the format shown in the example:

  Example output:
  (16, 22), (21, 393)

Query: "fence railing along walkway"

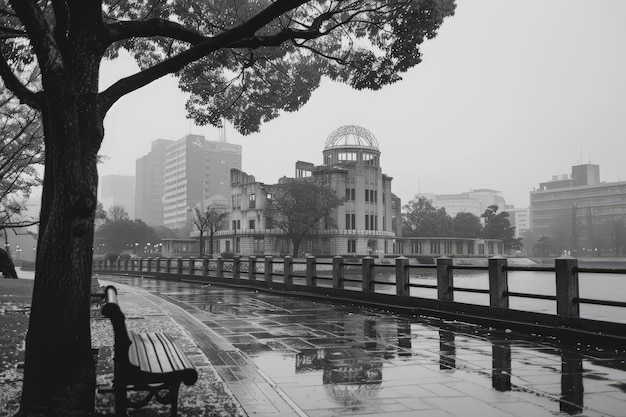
(93, 255), (626, 345)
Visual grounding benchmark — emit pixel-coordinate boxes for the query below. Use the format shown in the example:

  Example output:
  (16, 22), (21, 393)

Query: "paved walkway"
(99, 275), (626, 417)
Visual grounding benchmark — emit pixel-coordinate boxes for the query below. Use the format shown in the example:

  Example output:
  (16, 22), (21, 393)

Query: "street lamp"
(15, 245), (21, 260)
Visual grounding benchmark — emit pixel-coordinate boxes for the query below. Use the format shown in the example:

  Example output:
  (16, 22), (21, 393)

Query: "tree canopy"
(402, 195), (453, 237)
(0, 1), (455, 414)
(481, 205), (521, 252)
(268, 176), (344, 257)
(95, 218), (159, 254)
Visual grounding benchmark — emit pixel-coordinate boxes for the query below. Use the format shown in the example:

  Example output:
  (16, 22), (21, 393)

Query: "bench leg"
(115, 385), (127, 417)
(169, 382), (181, 417)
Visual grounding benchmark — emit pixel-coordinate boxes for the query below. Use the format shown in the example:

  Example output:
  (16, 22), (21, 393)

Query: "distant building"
(423, 189), (506, 218)
(99, 174), (135, 218)
(162, 134), (241, 229)
(135, 135), (242, 229)
(214, 125), (396, 257)
(530, 163), (626, 255)
(538, 163), (600, 191)
(135, 139), (173, 226)
(162, 126), (504, 258)
(505, 206), (529, 239)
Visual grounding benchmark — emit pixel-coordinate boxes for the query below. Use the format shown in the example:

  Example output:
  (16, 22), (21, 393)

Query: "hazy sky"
(98, 0), (626, 209)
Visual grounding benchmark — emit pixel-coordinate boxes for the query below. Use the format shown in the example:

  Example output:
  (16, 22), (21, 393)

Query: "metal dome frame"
(324, 125), (379, 150)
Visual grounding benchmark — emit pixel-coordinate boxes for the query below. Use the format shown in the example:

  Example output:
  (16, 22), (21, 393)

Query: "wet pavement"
(100, 275), (626, 417)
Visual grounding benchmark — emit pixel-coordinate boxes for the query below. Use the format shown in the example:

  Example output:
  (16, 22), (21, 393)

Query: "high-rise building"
(99, 174), (135, 218)
(162, 134), (241, 229)
(135, 139), (173, 226)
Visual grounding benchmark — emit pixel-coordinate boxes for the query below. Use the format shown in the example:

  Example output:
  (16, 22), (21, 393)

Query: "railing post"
(233, 256), (241, 279)
(362, 256), (375, 292)
(188, 258), (195, 275)
(489, 256), (509, 308)
(395, 256), (409, 296)
(177, 258), (183, 274)
(306, 256), (317, 287)
(556, 256), (579, 317)
(264, 256), (273, 283)
(437, 257), (454, 302)
(203, 258), (209, 276)
(333, 256), (344, 289)
(217, 257), (224, 278)
(249, 256), (257, 281)
(284, 256), (293, 285)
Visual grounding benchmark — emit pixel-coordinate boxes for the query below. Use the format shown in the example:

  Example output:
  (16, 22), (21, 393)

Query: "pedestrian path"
(100, 275), (626, 417)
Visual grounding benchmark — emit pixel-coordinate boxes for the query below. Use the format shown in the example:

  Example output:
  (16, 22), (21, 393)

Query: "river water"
(358, 266), (626, 324)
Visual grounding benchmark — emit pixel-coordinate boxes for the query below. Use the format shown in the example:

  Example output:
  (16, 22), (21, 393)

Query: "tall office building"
(135, 139), (173, 226)
(99, 174), (135, 218)
(162, 134), (241, 229)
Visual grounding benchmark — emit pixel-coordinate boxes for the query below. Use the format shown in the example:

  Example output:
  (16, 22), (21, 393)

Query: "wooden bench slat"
(165, 333), (195, 371)
(146, 332), (176, 374)
(154, 333), (186, 372)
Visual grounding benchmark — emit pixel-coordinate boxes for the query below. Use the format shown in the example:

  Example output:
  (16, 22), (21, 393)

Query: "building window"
(444, 241), (453, 254)
(338, 152), (357, 161)
(365, 214), (369, 230)
(249, 193), (256, 209)
(266, 192), (272, 201)
(345, 213), (356, 230)
(456, 241), (464, 254)
(430, 241), (440, 254)
(411, 241), (422, 254)
(265, 216), (273, 229)
(232, 220), (240, 230)
(249, 219), (255, 229)
(345, 188), (355, 201)
(348, 239), (356, 253)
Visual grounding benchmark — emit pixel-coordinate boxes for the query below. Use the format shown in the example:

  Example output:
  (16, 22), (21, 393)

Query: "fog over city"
(98, 0), (626, 209)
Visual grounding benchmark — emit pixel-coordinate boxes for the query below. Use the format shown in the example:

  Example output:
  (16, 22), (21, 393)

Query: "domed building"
(214, 126), (398, 257)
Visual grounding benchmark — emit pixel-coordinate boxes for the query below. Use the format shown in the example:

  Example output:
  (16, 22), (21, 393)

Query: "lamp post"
(15, 245), (21, 260)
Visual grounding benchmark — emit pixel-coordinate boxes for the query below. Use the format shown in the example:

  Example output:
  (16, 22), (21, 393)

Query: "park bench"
(101, 285), (198, 416)
(90, 276), (105, 306)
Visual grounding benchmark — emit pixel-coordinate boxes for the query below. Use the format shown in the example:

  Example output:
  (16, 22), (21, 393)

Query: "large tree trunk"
(19, 66), (103, 415)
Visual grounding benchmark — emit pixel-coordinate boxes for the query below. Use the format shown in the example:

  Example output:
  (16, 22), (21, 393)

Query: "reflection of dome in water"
(324, 125), (379, 150)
